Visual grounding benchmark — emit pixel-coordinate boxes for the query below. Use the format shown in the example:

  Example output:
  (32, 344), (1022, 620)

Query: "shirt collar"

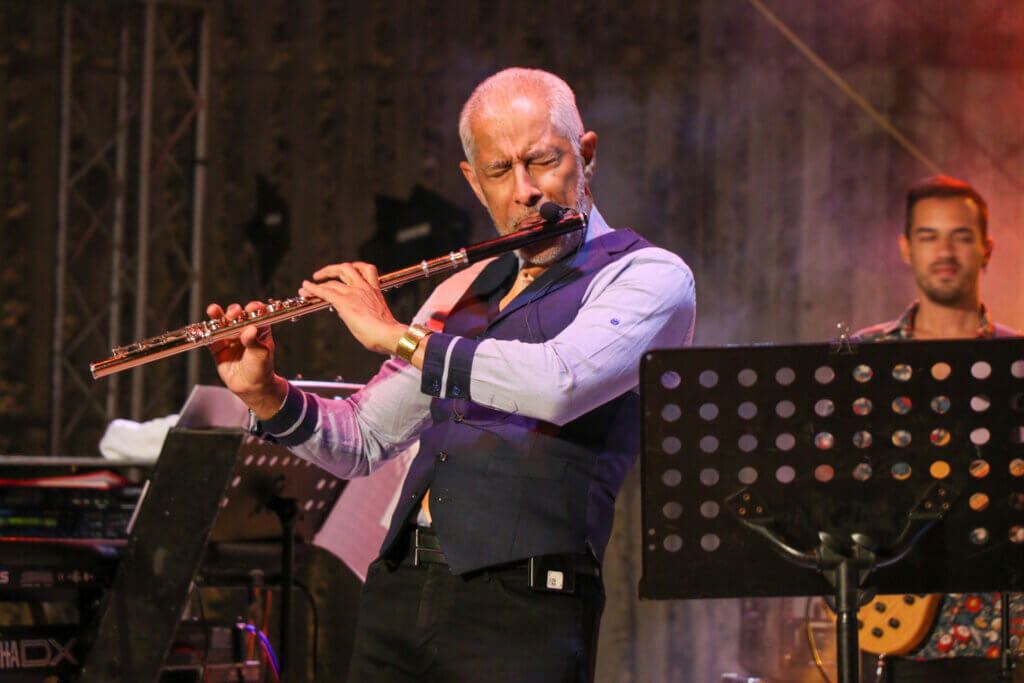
(890, 301), (996, 339)
(585, 205), (613, 241)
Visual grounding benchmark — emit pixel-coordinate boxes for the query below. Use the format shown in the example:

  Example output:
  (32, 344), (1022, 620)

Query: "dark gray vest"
(380, 228), (652, 574)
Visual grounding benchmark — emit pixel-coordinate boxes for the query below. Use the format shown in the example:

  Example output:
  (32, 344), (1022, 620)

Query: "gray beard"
(510, 179), (590, 266)
(515, 229), (585, 266)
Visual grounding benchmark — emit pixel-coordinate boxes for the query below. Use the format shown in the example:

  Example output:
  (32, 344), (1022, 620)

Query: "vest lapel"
(486, 228), (645, 330)
(442, 253), (518, 337)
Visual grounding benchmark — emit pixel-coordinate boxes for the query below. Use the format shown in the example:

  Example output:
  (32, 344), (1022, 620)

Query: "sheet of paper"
(313, 443), (416, 582)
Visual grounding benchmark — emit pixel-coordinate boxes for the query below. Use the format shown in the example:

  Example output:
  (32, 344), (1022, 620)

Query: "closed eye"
(485, 162), (511, 178)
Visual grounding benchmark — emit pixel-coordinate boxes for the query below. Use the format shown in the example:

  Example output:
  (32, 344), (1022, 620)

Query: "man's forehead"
(910, 196), (982, 227)
(472, 96), (549, 137)
(476, 89), (547, 119)
(471, 112), (572, 164)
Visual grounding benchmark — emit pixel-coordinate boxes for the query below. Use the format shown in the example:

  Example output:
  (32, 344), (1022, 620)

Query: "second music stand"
(640, 338), (1024, 683)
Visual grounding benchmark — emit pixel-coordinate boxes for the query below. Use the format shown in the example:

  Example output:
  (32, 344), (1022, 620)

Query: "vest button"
(439, 451), (448, 462)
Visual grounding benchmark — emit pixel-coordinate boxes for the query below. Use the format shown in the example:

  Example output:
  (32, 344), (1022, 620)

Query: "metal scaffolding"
(52, 0), (210, 453)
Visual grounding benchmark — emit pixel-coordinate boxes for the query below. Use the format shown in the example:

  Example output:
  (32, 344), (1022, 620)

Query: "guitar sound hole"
(889, 618), (900, 629)
(871, 627), (884, 637)
(874, 602), (886, 613)
(903, 595), (916, 605)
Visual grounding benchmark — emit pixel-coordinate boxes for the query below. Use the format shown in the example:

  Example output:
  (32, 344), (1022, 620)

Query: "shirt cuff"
(420, 332), (480, 399)
(254, 382), (319, 447)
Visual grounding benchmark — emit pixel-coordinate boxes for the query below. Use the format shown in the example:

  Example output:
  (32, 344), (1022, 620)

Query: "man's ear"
(460, 160), (488, 209)
(983, 235), (994, 269)
(899, 233), (912, 266)
(580, 131), (597, 182)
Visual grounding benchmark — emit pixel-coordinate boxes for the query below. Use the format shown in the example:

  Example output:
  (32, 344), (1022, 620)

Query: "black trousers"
(347, 544), (605, 682)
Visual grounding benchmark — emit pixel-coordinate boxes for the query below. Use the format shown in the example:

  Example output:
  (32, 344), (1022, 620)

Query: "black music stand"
(79, 386), (343, 683)
(640, 339), (1024, 683)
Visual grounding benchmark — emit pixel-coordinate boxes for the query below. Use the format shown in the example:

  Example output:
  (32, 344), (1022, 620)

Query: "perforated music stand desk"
(640, 339), (1024, 683)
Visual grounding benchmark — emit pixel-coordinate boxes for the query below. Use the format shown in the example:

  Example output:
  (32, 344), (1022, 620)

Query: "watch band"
(395, 324), (431, 363)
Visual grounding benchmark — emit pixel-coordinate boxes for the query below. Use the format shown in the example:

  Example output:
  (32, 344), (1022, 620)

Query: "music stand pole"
(835, 557), (861, 682)
(266, 493), (298, 680)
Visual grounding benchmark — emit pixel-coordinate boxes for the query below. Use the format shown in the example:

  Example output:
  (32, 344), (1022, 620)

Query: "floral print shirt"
(854, 301), (1021, 659)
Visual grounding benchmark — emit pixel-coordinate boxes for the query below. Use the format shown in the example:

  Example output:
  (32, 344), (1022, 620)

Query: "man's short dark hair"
(905, 175), (988, 238)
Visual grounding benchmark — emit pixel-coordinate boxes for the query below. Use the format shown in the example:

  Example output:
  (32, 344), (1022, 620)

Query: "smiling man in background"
(854, 175), (1019, 682)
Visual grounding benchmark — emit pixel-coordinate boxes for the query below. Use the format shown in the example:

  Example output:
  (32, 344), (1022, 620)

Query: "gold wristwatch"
(395, 324), (431, 363)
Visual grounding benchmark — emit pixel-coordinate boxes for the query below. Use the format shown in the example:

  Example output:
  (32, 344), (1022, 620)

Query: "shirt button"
(439, 451), (448, 462)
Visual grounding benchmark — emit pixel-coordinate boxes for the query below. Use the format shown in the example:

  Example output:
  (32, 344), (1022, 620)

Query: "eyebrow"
(482, 146), (562, 173)
(483, 159), (512, 173)
(912, 226), (976, 235)
(523, 147), (560, 160)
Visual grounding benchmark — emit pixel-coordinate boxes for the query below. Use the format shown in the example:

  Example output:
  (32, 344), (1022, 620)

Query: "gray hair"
(458, 68), (584, 164)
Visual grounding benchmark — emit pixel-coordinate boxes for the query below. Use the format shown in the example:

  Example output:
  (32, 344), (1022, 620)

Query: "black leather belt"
(411, 526), (446, 566)
(406, 527), (600, 591)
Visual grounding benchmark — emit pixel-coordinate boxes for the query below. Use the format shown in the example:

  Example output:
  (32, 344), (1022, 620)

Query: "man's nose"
(512, 164), (543, 207)
(937, 234), (956, 256)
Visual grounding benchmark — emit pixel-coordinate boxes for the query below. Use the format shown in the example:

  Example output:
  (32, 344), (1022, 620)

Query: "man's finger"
(207, 334), (244, 362)
(238, 324), (266, 348)
(312, 263), (348, 281)
(353, 262), (380, 289)
(302, 279), (351, 300)
(336, 263), (364, 287)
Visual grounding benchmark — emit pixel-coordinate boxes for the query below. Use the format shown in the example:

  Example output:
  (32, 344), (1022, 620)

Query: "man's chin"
(921, 283), (970, 306)
(517, 232), (583, 267)
(516, 245), (562, 266)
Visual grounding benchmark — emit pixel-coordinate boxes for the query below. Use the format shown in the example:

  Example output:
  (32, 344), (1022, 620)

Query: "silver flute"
(90, 203), (586, 379)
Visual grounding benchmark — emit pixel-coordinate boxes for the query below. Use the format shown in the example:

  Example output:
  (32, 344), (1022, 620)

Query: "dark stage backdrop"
(3, 0), (1024, 680)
